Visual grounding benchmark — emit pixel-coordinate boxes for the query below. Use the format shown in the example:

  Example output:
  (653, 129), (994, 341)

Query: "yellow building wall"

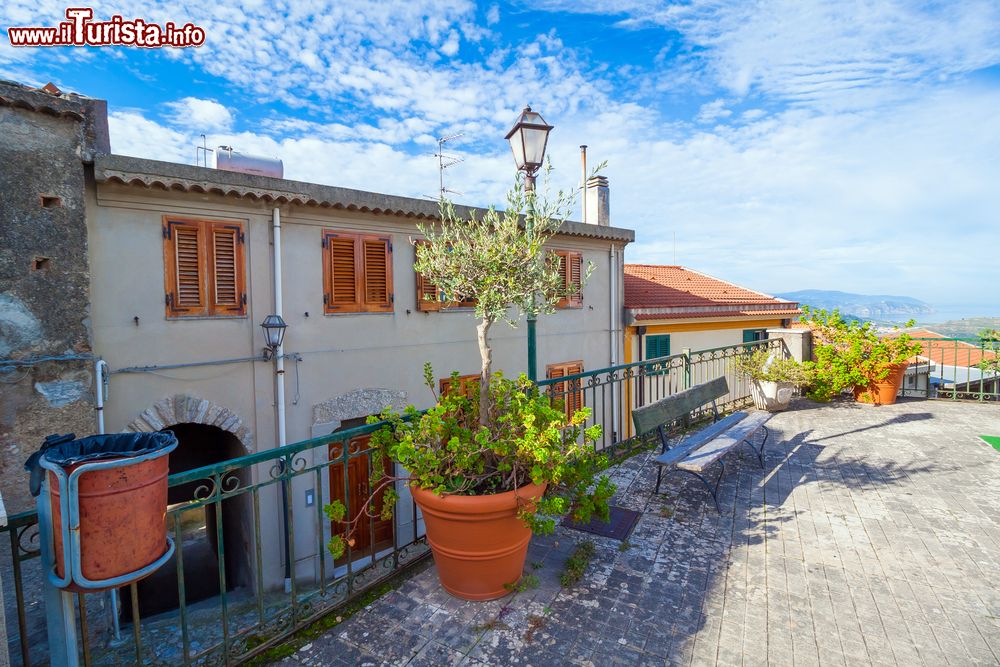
(621, 318), (784, 438)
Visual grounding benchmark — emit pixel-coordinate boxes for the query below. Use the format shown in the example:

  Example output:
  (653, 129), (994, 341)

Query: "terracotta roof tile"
(624, 265), (799, 319)
(890, 329), (998, 368)
(633, 308), (803, 321)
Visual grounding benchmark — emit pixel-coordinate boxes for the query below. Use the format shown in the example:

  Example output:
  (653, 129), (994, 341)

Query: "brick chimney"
(585, 175), (610, 226)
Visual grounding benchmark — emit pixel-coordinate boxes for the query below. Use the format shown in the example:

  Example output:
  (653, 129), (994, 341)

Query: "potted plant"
(734, 347), (813, 411)
(800, 307), (922, 405)
(324, 172), (615, 600)
(978, 329), (1000, 376)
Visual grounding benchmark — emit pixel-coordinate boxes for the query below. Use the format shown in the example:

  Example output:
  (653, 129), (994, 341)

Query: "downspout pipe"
(273, 207), (291, 593)
(94, 359), (123, 644)
(608, 244), (617, 442)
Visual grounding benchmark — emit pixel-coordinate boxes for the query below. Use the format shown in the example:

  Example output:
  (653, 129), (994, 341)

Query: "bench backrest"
(631, 376), (729, 436)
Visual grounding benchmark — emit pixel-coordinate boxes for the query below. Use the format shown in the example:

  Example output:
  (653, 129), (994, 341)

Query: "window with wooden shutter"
(414, 241), (442, 311)
(323, 230), (394, 314)
(546, 360), (584, 421)
(553, 250), (583, 309)
(645, 334), (671, 359)
(439, 374), (480, 400)
(414, 240), (476, 311)
(361, 236), (393, 312)
(163, 217), (246, 318)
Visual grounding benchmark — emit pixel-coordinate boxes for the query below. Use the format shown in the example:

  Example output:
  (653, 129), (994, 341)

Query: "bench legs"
(653, 425), (771, 513)
(739, 425), (769, 468)
(655, 463), (726, 512)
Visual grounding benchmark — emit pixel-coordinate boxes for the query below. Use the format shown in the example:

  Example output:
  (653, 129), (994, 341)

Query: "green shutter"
(743, 329), (765, 343)
(646, 334), (671, 359)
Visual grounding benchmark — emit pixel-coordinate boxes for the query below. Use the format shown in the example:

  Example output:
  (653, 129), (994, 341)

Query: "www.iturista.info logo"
(7, 8), (206, 48)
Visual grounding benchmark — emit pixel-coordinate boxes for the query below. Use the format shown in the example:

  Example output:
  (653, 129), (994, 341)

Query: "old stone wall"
(0, 82), (108, 512)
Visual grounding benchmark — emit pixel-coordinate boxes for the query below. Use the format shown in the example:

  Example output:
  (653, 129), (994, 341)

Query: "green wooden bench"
(631, 376), (772, 511)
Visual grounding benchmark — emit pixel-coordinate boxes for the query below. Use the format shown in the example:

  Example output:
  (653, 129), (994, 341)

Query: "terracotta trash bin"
(26, 431), (178, 592)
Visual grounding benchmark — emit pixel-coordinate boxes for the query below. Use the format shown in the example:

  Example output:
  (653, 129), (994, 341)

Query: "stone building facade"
(0, 81), (109, 512)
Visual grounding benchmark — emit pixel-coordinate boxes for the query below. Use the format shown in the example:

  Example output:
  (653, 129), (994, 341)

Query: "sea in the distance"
(911, 303), (1000, 325)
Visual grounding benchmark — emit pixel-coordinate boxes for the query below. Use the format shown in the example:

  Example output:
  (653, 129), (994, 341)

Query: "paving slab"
(282, 398), (1000, 666)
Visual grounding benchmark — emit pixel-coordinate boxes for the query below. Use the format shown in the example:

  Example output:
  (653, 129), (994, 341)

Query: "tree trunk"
(477, 317), (492, 426)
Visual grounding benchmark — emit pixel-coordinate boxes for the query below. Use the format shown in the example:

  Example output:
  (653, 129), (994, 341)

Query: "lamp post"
(260, 314), (291, 590)
(506, 106), (553, 381)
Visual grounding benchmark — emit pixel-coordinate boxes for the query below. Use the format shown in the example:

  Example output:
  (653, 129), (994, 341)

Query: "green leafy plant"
(978, 329), (1000, 375)
(414, 168), (599, 424)
(800, 307), (922, 401)
(733, 347), (813, 385)
(323, 171), (615, 559)
(559, 540), (596, 587)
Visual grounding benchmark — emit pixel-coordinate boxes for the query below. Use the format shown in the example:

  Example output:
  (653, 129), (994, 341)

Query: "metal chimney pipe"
(580, 145), (588, 224)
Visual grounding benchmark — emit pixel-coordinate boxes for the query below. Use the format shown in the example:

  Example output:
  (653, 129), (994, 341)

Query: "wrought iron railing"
(1, 419), (429, 667)
(0, 337), (784, 666)
(902, 337), (999, 402)
(535, 338), (782, 457)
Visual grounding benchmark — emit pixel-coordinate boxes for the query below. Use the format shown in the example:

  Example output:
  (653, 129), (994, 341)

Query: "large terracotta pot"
(853, 362), (908, 406)
(411, 482), (546, 601)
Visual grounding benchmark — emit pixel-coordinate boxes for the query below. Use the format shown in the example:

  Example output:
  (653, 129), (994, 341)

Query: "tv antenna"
(433, 132), (464, 199)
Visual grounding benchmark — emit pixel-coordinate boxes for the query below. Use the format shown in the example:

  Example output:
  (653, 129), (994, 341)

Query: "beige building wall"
(87, 178), (629, 588)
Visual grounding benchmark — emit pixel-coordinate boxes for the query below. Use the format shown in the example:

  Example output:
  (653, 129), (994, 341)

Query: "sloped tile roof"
(894, 329), (998, 368)
(624, 264), (800, 320)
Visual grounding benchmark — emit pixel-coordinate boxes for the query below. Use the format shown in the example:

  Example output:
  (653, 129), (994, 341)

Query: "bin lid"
(25, 432), (177, 496)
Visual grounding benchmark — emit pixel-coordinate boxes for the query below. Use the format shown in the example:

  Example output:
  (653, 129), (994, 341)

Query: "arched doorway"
(121, 409), (253, 619)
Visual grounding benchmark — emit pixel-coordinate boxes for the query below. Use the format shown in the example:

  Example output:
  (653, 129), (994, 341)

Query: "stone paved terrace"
(279, 399), (1000, 666)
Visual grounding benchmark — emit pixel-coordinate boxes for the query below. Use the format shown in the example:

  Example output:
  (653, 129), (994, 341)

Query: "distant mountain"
(776, 290), (934, 320)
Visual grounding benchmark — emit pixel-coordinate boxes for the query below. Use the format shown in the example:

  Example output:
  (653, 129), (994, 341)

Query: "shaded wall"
(0, 83), (108, 512)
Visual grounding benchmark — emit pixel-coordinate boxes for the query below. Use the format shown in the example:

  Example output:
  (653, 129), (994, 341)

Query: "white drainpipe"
(94, 359), (123, 643)
(609, 244), (619, 441)
(94, 359), (108, 435)
(273, 207), (286, 449)
(272, 207), (291, 593)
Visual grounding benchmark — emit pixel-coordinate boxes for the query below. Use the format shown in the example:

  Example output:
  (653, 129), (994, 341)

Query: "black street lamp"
(260, 314), (287, 358)
(506, 105), (554, 382)
(505, 106), (553, 191)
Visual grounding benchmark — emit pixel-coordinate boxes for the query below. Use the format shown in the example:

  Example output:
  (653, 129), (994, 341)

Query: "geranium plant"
(800, 306), (922, 401)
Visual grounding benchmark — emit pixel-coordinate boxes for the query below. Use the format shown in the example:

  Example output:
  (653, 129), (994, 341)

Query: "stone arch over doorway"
(126, 394), (253, 451)
(311, 388), (407, 435)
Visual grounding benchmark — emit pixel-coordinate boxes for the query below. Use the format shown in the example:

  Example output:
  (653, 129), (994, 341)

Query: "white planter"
(750, 380), (795, 412)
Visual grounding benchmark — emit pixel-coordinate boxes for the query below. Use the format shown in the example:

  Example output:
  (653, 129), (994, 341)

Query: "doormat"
(980, 435), (1000, 453)
(562, 505), (641, 541)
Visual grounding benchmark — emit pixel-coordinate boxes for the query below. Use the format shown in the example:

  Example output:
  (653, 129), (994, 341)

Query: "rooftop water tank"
(213, 146), (283, 178)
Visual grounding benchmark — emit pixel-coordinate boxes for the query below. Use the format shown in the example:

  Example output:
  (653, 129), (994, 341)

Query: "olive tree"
(414, 171), (594, 424)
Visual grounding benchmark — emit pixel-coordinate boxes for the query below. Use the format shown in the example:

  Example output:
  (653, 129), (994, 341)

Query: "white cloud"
(695, 99), (730, 124)
(531, 0), (1000, 110)
(440, 30), (460, 56)
(165, 97), (234, 131)
(4, 0), (1000, 308)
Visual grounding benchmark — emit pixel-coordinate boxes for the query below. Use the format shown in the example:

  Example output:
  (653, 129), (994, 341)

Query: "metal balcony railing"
(0, 337), (788, 666)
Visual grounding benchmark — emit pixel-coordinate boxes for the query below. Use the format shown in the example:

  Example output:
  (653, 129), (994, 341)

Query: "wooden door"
(328, 434), (394, 563)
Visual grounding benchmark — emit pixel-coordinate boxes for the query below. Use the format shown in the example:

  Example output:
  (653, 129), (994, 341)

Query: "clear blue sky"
(3, 1), (999, 312)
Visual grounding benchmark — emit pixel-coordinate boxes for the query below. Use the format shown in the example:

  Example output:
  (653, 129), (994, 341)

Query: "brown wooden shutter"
(324, 232), (360, 313)
(415, 241), (442, 311)
(568, 252), (583, 307)
(440, 374), (479, 399)
(209, 222), (246, 315)
(164, 220), (207, 317)
(553, 250), (583, 309)
(565, 361), (584, 415)
(546, 361), (584, 421)
(361, 236), (393, 312)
